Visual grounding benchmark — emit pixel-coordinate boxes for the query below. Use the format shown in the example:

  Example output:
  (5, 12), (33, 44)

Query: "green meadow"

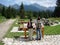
(4, 18), (60, 38)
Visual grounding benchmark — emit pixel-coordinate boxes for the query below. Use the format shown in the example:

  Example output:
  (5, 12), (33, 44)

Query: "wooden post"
(23, 22), (28, 39)
(23, 28), (27, 39)
(42, 27), (44, 38)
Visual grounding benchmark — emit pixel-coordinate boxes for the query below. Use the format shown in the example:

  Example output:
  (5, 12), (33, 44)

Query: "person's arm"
(27, 22), (29, 28)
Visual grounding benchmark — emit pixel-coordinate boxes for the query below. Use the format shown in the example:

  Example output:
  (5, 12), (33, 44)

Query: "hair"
(30, 18), (32, 21)
(37, 17), (40, 20)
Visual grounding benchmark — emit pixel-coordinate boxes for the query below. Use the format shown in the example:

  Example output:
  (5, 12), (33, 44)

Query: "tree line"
(0, 0), (60, 19)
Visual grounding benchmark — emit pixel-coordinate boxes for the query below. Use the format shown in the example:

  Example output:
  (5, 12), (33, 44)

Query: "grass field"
(4, 18), (60, 38)
(48, 17), (60, 21)
(45, 25), (60, 35)
(44, 17), (60, 35)
(5, 25), (60, 38)
(0, 18), (60, 45)
(0, 41), (4, 45)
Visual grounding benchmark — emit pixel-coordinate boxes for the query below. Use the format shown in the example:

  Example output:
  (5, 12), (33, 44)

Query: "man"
(36, 17), (42, 40)
(27, 19), (33, 40)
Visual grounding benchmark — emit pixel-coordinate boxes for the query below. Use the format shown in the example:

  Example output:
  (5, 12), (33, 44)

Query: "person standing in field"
(36, 17), (42, 40)
(27, 18), (33, 40)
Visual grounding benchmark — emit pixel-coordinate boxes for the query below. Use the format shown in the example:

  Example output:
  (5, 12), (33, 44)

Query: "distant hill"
(47, 7), (55, 11)
(0, 4), (7, 9)
(0, 4), (4, 9)
(0, 4), (6, 13)
(11, 4), (20, 9)
(0, 3), (55, 11)
(12, 3), (55, 11)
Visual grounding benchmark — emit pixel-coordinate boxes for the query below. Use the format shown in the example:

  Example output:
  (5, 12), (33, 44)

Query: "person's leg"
(36, 29), (39, 40)
(29, 29), (33, 40)
(38, 29), (42, 40)
(29, 29), (31, 40)
(31, 29), (33, 39)
(30, 28), (33, 40)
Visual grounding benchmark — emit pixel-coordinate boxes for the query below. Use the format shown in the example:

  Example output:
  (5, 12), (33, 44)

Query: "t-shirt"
(36, 22), (41, 29)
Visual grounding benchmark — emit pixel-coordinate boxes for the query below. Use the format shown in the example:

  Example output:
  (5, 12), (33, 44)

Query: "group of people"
(27, 17), (44, 40)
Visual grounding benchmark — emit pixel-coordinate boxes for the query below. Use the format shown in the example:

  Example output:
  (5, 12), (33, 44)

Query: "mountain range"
(12, 3), (55, 11)
(0, 3), (55, 11)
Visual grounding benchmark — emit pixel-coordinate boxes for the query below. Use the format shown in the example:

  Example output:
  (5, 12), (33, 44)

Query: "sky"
(0, 0), (57, 7)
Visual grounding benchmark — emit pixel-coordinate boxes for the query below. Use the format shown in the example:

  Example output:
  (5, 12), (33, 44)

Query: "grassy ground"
(4, 18), (60, 38)
(44, 25), (60, 35)
(5, 25), (60, 38)
(0, 15), (7, 23)
(4, 19), (18, 38)
(0, 18), (60, 45)
(0, 41), (4, 45)
(5, 19), (29, 38)
(48, 17), (60, 21)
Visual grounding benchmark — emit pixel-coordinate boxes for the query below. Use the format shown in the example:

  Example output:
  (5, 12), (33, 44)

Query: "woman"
(27, 19), (33, 40)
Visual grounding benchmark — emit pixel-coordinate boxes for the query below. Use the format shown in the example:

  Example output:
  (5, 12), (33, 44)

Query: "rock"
(54, 20), (59, 24)
(44, 19), (50, 26)
(49, 20), (54, 25)
(2, 35), (60, 45)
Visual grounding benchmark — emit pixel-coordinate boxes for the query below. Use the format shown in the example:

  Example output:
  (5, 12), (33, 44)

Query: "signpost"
(23, 22), (28, 39)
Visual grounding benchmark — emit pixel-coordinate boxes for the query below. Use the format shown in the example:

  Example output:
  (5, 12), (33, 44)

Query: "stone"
(2, 35), (60, 45)
(54, 20), (59, 24)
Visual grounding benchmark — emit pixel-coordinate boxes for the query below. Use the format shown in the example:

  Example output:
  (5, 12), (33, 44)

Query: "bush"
(0, 13), (6, 23)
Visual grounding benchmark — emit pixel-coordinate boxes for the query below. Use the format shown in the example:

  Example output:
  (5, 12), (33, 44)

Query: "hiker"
(27, 18), (33, 40)
(35, 17), (42, 40)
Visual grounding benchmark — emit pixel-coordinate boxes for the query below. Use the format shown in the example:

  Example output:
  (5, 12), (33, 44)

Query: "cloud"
(0, 0), (57, 7)
(28, 0), (57, 7)
(17, 0), (57, 7)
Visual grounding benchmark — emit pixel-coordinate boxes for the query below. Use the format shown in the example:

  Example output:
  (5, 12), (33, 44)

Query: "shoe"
(36, 38), (38, 40)
(38, 38), (41, 40)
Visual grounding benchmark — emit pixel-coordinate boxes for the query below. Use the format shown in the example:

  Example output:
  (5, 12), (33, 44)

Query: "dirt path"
(0, 19), (16, 41)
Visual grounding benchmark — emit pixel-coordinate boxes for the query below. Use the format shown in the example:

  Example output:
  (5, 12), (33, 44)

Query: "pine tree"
(6, 6), (12, 18)
(1, 6), (5, 17)
(19, 3), (25, 19)
(54, 0), (60, 17)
